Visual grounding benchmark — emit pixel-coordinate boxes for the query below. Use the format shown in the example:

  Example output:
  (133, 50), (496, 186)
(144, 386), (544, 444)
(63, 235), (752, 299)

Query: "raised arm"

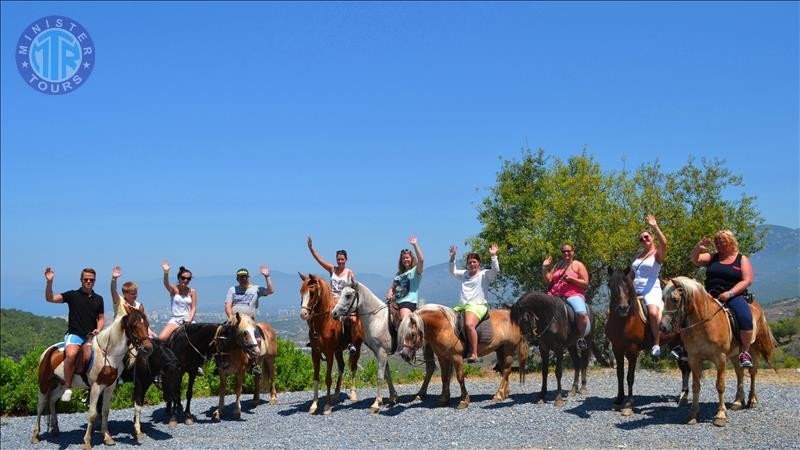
(261, 265), (275, 295)
(307, 236), (334, 275)
(690, 237), (713, 267)
(111, 265), (122, 307)
(647, 215), (668, 264)
(541, 255), (554, 284)
(161, 260), (177, 295)
(44, 267), (64, 303)
(410, 236), (424, 274)
(486, 244), (500, 282)
(449, 245), (466, 278)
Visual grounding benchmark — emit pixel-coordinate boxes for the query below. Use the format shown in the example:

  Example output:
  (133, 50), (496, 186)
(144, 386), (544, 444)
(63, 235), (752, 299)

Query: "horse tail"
(755, 305), (778, 372)
(517, 337), (528, 385)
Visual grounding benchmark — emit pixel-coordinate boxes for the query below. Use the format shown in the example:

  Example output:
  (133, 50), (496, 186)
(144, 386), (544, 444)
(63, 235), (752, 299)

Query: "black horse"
(167, 323), (229, 425)
(510, 292), (596, 406)
(120, 338), (183, 438)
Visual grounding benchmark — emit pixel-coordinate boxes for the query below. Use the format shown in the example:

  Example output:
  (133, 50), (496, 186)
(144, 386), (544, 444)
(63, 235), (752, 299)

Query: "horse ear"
(298, 272), (307, 281)
(670, 278), (680, 288)
(349, 276), (357, 288)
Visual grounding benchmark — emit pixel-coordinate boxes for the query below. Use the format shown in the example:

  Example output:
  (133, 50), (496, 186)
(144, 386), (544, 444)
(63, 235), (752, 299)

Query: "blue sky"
(2, 2), (798, 300)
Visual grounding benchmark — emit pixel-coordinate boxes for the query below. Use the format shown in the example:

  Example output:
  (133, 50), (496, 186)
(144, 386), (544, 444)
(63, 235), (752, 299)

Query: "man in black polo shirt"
(45, 267), (105, 402)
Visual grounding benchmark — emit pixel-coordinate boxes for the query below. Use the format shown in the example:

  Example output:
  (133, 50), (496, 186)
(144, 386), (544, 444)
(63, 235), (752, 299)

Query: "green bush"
(274, 338), (312, 391)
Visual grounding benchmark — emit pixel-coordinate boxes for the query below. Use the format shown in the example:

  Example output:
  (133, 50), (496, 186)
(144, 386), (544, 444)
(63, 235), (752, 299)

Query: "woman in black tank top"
(691, 230), (755, 367)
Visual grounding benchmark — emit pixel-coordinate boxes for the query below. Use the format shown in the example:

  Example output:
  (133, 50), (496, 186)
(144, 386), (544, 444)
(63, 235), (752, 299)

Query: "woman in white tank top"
(632, 215), (667, 357)
(158, 261), (197, 341)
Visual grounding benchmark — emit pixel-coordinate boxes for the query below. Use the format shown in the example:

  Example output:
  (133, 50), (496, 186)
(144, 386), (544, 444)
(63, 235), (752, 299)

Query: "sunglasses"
(561, 249), (573, 254)
(237, 275), (249, 279)
(82, 278), (96, 283)
(639, 236), (651, 242)
(180, 276), (192, 281)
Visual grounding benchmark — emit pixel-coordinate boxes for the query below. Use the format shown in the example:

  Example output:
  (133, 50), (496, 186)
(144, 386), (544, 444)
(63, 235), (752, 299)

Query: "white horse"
(32, 309), (153, 449)
(332, 280), (399, 413)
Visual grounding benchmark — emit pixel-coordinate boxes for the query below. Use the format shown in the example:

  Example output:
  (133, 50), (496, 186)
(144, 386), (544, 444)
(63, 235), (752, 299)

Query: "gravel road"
(3, 368), (798, 449)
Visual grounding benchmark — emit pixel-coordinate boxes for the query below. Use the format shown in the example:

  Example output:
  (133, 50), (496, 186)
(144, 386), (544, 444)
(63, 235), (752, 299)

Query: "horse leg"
(455, 358), (470, 410)
(437, 357), (452, 407)
(31, 389), (48, 443)
(82, 384), (102, 450)
(554, 350), (565, 407)
(213, 371), (226, 421)
(712, 356), (728, 427)
(333, 350), (345, 400)
(252, 361), (261, 407)
(101, 385), (115, 446)
(233, 371), (243, 419)
(267, 358), (278, 405)
(730, 356), (746, 411)
(537, 346), (549, 404)
(415, 344), (436, 401)
(747, 359), (759, 408)
(384, 357), (398, 405)
(493, 347), (512, 401)
(580, 348), (589, 395)
(184, 372), (197, 425)
(323, 352), (334, 415)
(133, 381), (145, 439)
(687, 358), (702, 424)
(347, 349), (359, 402)
(369, 351), (386, 413)
(622, 352), (637, 416)
(309, 352), (321, 414)
(568, 346), (580, 396)
(677, 359), (690, 406)
(612, 348), (625, 410)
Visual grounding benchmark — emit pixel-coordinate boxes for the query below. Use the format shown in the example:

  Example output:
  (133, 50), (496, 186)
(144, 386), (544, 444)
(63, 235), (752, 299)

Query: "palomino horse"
(606, 267), (691, 416)
(120, 337), (183, 439)
(212, 313), (278, 420)
(398, 304), (528, 409)
(331, 280), (398, 413)
(299, 273), (364, 415)
(32, 309), (153, 449)
(660, 277), (776, 427)
(510, 292), (593, 406)
(167, 322), (227, 425)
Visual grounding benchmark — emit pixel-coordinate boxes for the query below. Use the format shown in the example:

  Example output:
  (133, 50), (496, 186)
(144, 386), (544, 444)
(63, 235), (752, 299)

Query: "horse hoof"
(233, 411), (241, 419)
(269, 398), (278, 406)
(492, 395), (502, 403)
(747, 399), (758, 409)
(104, 437), (116, 446)
(621, 408), (633, 417)
(185, 417), (194, 426)
(713, 417), (726, 427)
(82, 443), (92, 450)
(135, 433), (144, 441)
(730, 402), (743, 411)
(579, 387), (588, 396)
(323, 406), (332, 416)
(612, 403), (622, 411)
(535, 398), (545, 405)
(554, 399), (565, 407)
(211, 412), (220, 422)
(414, 394), (425, 402)
(350, 393), (358, 402)
(457, 401), (469, 410)
(686, 417), (698, 425)
(169, 419), (177, 429)
(568, 388), (577, 397)
(31, 435), (40, 444)
(369, 406), (380, 414)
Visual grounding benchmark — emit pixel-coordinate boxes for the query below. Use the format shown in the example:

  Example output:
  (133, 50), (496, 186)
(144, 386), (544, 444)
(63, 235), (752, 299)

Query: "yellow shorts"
(453, 303), (488, 321)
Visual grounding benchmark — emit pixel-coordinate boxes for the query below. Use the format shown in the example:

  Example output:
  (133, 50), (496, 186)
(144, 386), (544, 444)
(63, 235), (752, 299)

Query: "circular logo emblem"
(15, 16), (95, 95)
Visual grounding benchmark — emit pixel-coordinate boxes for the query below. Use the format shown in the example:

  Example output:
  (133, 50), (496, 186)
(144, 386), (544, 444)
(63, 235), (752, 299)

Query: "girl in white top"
(632, 215), (668, 357)
(449, 243), (500, 363)
(159, 261), (197, 341)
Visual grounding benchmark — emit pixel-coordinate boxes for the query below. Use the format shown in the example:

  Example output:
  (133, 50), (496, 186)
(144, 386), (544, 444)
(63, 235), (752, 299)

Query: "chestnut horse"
(331, 280), (398, 413)
(32, 309), (153, 449)
(510, 292), (593, 407)
(660, 276), (776, 427)
(211, 313), (278, 420)
(398, 304), (528, 409)
(299, 273), (364, 415)
(606, 267), (690, 416)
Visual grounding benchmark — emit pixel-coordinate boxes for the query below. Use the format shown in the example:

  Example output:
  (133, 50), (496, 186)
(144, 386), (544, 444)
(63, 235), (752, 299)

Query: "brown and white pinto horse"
(299, 273), (364, 415)
(398, 304), (527, 409)
(606, 267), (690, 416)
(660, 277), (776, 427)
(211, 312), (270, 420)
(32, 309), (152, 449)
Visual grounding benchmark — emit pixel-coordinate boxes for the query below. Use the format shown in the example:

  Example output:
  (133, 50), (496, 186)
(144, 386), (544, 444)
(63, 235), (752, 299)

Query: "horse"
(299, 273), (364, 415)
(211, 313), (277, 420)
(660, 276), (777, 426)
(510, 292), (593, 406)
(331, 280), (398, 413)
(398, 304), (528, 409)
(120, 337), (183, 439)
(167, 322), (228, 425)
(606, 267), (691, 416)
(32, 309), (153, 449)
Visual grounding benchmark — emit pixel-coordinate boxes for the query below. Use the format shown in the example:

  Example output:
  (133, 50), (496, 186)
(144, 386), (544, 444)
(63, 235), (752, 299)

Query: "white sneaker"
(650, 345), (661, 357)
(61, 388), (73, 402)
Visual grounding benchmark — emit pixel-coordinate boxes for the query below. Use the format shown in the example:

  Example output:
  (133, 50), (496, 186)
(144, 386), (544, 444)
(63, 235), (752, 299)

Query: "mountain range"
(3, 225), (797, 319)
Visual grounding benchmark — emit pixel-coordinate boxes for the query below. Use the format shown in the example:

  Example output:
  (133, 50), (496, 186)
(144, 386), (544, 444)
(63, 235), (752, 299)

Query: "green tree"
(471, 149), (765, 301)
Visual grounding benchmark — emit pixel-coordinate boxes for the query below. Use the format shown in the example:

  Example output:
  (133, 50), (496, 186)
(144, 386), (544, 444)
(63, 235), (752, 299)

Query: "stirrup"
(576, 338), (588, 351)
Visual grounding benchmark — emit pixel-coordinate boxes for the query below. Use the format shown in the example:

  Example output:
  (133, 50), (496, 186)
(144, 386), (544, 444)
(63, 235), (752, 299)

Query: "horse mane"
(417, 304), (457, 332)
(664, 276), (706, 302)
(510, 291), (562, 324)
(608, 267), (636, 307)
(306, 275), (334, 309)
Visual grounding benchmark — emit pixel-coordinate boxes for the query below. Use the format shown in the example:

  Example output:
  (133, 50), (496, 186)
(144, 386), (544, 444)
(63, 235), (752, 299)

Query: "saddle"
(719, 302), (758, 345)
(45, 342), (94, 387)
(635, 296), (648, 324)
(455, 311), (493, 358)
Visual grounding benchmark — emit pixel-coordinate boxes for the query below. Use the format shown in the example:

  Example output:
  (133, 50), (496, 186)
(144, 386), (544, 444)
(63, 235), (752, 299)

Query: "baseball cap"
(236, 268), (249, 277)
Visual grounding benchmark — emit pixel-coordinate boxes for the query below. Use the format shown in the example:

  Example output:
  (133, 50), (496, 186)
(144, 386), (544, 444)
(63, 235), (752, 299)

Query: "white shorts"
(168, 316), (189, 326)
(640, 288), (663, 311)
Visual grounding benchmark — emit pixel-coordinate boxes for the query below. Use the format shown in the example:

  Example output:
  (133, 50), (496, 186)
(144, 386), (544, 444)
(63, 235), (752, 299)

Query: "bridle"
(663, 286), (725, 333)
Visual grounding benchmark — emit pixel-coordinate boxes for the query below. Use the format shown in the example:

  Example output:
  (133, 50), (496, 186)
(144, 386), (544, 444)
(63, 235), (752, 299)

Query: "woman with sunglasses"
(386, 236), (425, 321)
(632, 214), (668, 357)
(159, 260), (197, 341)
(542, 243), (590, 349)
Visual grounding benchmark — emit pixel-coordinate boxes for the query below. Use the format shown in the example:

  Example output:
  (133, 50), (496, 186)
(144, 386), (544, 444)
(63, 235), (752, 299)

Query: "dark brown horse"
(211, 313), (273, 420)
(398, 304), (528, 409)
(510, 292), (592, 407)
(299, 273), (364, 415)
(606, 267), (690, 416)
(661, 276), (776, 426)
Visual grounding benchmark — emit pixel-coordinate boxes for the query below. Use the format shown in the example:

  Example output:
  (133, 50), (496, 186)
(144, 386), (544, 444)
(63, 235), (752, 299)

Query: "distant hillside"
(750, 225), (800, 304)
(0, 309), (67, 360)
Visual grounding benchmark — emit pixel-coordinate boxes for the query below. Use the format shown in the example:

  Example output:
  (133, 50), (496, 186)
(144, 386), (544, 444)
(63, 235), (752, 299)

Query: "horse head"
(332, 279), (359, 320)
(231, 312), (260, 359)
(398, 311), (424, 363)
(123, 309), (153, 355)
(607, 266), (636, 318)
(299, 273), (331, 321)
(660, 277), (694, 334)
